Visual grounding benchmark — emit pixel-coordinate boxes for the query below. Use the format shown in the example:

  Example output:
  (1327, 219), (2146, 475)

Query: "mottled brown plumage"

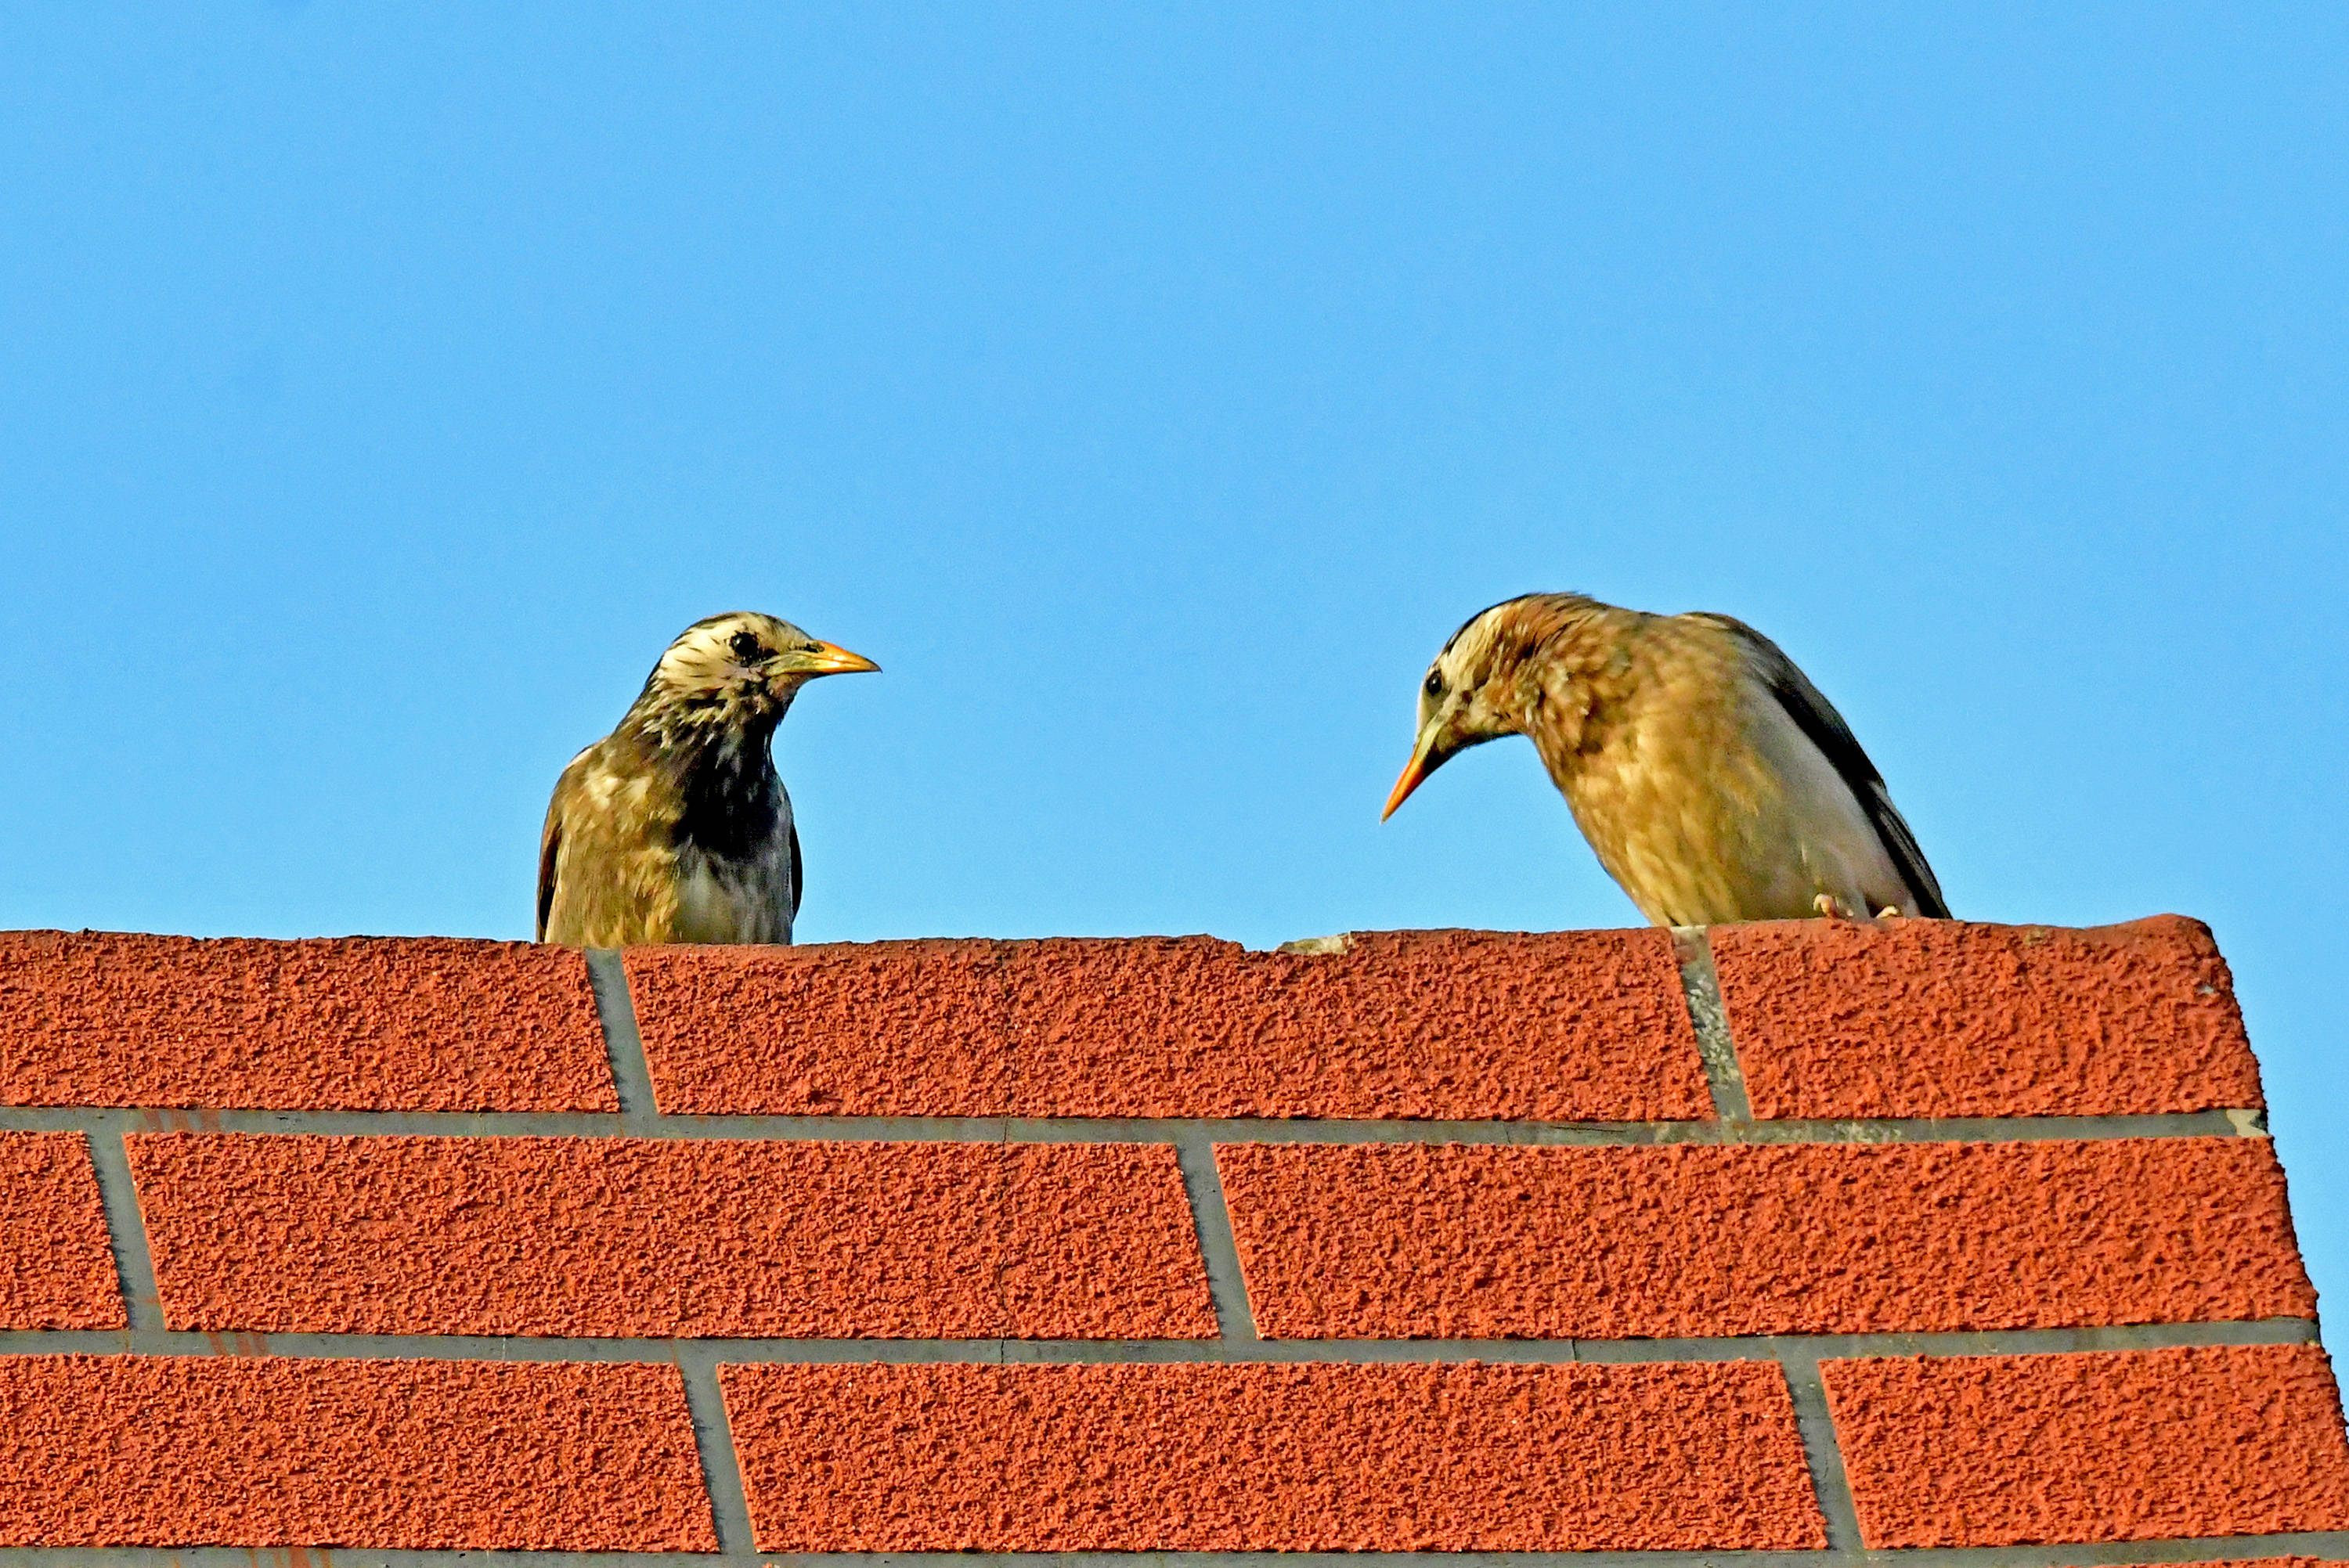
(1383, 593), (1947, 926)
(537, 612), (878, 947)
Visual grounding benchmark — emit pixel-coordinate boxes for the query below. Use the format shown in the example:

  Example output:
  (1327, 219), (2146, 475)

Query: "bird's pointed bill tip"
(1381, 755), (1427, 820)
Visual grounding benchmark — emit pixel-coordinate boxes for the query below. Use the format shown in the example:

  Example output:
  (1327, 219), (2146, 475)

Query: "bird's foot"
(1813, 893), (1859, 920)
(1876, 905), (1903, 920)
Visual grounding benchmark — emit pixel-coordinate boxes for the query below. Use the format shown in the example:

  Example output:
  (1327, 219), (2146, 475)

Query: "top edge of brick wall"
(0, 914), (2264, 1124)
(1712, 914), (2264, 1119)
(0, 931), (614, 1113)
(625, 928), (1713, 1120)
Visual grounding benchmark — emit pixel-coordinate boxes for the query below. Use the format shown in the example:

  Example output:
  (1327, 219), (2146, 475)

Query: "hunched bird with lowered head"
(1383, 593), (1947, 927)
(537, 611), (879, 947)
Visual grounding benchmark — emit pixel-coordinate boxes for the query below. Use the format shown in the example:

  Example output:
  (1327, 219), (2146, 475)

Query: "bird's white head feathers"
(1384, 593), (1616, 817)
(626, 611), (879, 744)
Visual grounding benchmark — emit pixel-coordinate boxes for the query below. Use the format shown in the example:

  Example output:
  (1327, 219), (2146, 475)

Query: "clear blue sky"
(5, 6), (2345, 1306)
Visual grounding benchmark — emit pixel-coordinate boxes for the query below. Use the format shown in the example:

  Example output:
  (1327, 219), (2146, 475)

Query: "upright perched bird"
(537, 611), (879, 946)
(1382, 593), (1947, 926)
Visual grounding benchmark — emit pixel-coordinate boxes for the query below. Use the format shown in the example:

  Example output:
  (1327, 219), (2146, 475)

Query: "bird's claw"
(1813, 894), (1908, 921)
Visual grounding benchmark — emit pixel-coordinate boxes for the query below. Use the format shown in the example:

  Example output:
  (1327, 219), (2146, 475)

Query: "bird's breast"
(672, 795), (796, 944)
(1555, 683), (1907, 925)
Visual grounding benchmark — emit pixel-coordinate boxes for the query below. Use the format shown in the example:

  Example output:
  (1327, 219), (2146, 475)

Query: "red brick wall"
(0, 915), (2341, 1564)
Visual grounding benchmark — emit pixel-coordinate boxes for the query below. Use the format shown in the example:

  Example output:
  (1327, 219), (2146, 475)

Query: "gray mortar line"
(82, 1131), (164, 1335)
(671, 1343), (758, 1555)
(1174, 1126), (1258, 1340)
(0, 1105), (2265, 1147)
(1773, 1344), (1864, 1552)
(585, 950), (662, 1126)
(1672, 925), (1753, 1125)
(994, 940), (1024, 1345)
(0, 1317), (2309, 1366)
(3, 1534), (2349, 1567)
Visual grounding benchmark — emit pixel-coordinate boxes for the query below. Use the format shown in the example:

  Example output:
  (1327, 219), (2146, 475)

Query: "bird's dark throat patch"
(674, 734), (783, 861)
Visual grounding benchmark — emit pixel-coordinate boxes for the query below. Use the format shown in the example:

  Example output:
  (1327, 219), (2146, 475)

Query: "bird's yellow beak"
(793, 641), (881, 676)
(1381, 728), (1442, 820)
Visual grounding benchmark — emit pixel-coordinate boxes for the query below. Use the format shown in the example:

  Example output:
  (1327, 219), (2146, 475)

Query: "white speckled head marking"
(1385, 593), (1610, 819)
(629, 611), (878, 745)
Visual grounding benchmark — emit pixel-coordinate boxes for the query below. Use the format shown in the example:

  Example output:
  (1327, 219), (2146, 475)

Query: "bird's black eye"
(1423, 670), (1445, 699)
(728, 631), (766, 663)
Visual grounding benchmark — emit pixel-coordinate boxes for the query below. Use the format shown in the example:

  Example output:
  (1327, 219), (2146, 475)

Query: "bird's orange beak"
(1380, 730), (1442, 820)
(796, 641), (881, 676)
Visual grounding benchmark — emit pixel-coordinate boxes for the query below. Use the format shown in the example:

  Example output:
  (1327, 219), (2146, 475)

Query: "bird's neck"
(1512, 633), (1640, 790)
(1520, 679), (1593, 788)
(646, 722), (785, 861)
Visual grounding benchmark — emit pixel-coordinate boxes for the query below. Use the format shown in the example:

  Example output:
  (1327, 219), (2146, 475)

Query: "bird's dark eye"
(728, 631), (766, 663)
(1423, 670), (1445, 699)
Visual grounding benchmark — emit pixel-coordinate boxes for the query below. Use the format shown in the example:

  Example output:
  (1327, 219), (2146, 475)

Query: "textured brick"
(133, 1133), (1213, 1339)
(0, 1355), (711, 1549)
(1825, 1344), (2349, 1548)
(721, 1361), (1823, 1552)
(627, 939), (1009, 1115)
(0, 931), (612, 1112)
(0, 1133), (122, 1329)
(1712, 915), (2263, 1119)
(633, 928), (1710, 1120)
(1009, 931), (1708, 1119)
(1221, 1137), (2311, 1339)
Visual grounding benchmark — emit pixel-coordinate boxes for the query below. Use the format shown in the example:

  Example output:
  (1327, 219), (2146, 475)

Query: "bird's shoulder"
(1581, 611), (1752, 734)
(1675, 612), (1885, 787)
(538, 730), (697, 943)
(549, 732), (689, 833)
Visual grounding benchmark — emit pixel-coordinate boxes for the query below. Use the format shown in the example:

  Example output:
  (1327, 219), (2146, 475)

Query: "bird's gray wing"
(536, 816), (561, 942)
(786, 816), (803, 928)
(1689, 614), (1950, 918)
(538, 747), (594, 943)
